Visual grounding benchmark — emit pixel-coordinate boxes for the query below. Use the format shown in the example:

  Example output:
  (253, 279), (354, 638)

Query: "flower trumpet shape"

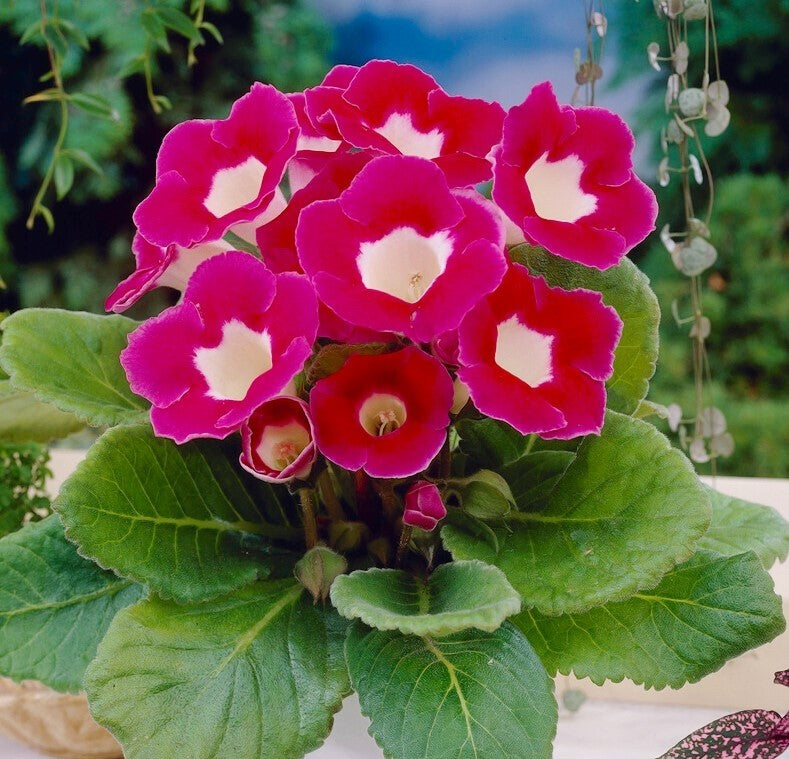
(134, 83), (298, 249)
(297, 155), (507, 343)
(403, 481), (447, 531)
(239, 396), (316, 483)
(309, 347), (454, 479)
(492, 81), (657, 269)
(105, 233), (231, 313)
(121, 252), (318, 443)
(304, 60), (505, 187)
(458, 263), (622, 439)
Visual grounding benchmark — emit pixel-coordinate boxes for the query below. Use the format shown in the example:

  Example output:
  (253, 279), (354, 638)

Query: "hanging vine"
(647, 0), (733, 467)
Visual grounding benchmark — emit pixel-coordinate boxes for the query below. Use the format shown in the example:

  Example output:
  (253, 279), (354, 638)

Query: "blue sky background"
(307, 0), (649, 118)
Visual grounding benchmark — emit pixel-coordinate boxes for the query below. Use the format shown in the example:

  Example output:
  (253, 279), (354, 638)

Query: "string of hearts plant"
(1, 60), (787, 759)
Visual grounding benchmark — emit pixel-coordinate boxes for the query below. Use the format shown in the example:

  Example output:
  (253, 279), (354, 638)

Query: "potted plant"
(1, 60), (786, 759)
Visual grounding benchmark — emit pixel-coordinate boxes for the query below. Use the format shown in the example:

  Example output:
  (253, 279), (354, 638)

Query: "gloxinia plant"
(0, 60), (787, 759)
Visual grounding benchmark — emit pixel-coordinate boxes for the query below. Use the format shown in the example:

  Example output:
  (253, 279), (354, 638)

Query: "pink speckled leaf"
(775, 669), (789, 688)
(659, 709), (789, 758)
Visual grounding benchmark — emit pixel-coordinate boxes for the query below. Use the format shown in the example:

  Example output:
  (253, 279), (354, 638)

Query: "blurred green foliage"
(0, 0), (331, 317)
(615, 0), (787, 477)
(0, 442), (52, 537)
(642, 174), (788, 476)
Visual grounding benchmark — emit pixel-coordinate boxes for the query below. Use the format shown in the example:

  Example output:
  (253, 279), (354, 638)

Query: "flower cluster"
(111, 60), (655, 502)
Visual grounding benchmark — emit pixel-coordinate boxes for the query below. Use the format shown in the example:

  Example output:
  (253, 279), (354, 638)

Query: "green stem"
(299, 488), (319, 549)
(318, 469), (344, 522)
(396, 525), (413, 565)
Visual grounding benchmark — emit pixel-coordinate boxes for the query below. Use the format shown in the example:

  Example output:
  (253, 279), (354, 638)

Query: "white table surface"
(1, 468), (786, 758)
(0, 694), (734, 759)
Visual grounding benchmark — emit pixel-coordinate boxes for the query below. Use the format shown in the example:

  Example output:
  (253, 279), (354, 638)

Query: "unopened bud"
(403, 481), (446, 531)
(294, 546), (347, 603)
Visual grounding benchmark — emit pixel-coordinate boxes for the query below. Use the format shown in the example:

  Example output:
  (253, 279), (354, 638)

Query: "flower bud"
(403, 481), (446, 532)
(294, 545), (347, 603)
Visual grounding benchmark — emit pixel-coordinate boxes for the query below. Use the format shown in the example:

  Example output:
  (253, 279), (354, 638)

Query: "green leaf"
(443, 412), (711, 615)
(53, 154), (74, 199)
(0, 380), (85, 442)
(64, 148), (104, 176)
(698, 486), (789, 569)
(346, 621), (557, 759)
(155, 7), (202, 42)
(331, 561), (521, 636)
(0, 515), (144, 693)
(200, 20), (224, 44)
(0, 309), (148, 426)
(56, 424), (302, 603)
(85, 580), (349, 759)
(68, 92), (118, 120)
(514, 550), (785, 689)
(37, 204), (55, 234)
(500, 451), (575, 510)
(456, 417), (531, 469)
(512, 245), (660, 415)
(141, 10), (170, 52)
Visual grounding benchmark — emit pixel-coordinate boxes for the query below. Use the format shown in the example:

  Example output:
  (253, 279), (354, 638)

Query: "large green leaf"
(56, 424), (302, 603)
(512, 246), (660, 415)
(514, 550), (785, 689)
(500, 451), (575, 510)
(455, 417), (530, 470)
(698, 486), (789, 569)
(330, 561), (521, 636)
(85, 580), (350, 759)
(0, 515), (144, 693)
(346, 621), (557, 759)
(0, 309), (147, 426)
(442, 412), (711, 615)
(0, 380), (85, 442)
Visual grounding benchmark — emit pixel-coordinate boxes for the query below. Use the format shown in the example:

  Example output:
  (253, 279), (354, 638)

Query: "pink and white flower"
(304, 60), (505, 187)
(457, 263), (622, 439)
(403, 481), (446, 531)
(121, 252), (317, 443)
(133, 83), (298, 249)
(286, 91), (345, 194)
(492, 81), (657, 269)
(105, 233), (231, 313)
(239, 396), (316, 483)
(309, 347), (453, 479)
(297, 155), (507, 343)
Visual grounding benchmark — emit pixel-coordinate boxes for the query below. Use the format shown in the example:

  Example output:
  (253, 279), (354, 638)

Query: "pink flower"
(239, 396), (316, 483)
(133, 83), (298, 249)
(304, 60), (505, 187)
(105, 233), (231, 313)
(286, 91), (345, 194)
(309, 347), (453, 479)
(457, 263), (622, 439)
(403, 481), (446, 531)
(256, 151), (387, 343)
(121, 252), (317, 443)
(297, 155), (507, 343)
(492, 81), (657, 269)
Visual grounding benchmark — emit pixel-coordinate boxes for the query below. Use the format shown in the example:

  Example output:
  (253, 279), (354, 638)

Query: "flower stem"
(318, 469), (344, 522)
(396, 525), (413, 565)
(299, 488), (319, 549)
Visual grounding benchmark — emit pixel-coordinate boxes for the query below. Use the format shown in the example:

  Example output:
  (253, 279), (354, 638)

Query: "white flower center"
(495, 316), (554, 387)
(358, 393), (407, 436)
(375, 112), (444, 159)
(357, 227), (453, 303)
(297, 134), (342, 153)
(524, 152), (597, 223)
(203, 156), (267, 218)
(194, 320), (273, 401)
(256, 422), (311, 470)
